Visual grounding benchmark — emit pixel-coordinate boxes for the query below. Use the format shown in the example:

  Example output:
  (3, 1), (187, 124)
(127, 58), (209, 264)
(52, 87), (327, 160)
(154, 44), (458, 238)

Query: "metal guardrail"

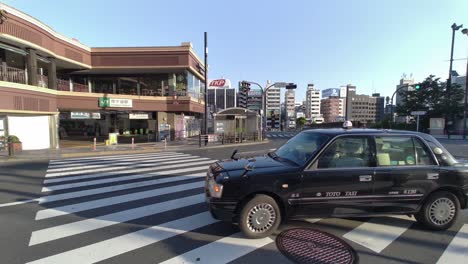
(198, 133), (259, 147)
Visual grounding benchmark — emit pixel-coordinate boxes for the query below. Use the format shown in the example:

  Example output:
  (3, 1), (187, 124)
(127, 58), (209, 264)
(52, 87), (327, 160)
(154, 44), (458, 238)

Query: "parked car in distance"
(205, 128), (468, 238)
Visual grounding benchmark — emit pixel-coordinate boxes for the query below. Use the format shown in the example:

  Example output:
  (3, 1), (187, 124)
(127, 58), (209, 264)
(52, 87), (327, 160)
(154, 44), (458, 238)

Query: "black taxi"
(205, 128), (468, 238)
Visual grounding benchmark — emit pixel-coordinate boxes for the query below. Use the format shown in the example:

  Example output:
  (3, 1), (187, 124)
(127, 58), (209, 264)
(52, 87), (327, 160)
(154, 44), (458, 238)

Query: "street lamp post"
(447, 23), (463, 139)
(462, 28), (468, 139)
(389, 84), (409, 129)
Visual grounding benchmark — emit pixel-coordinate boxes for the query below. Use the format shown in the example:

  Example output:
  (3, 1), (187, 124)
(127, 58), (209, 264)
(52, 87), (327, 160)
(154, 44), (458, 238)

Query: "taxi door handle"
(359, 175), (373, 182)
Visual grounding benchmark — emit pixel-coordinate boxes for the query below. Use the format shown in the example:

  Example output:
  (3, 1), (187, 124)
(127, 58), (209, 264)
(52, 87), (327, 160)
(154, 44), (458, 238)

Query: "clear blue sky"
(4, 0), (468, 101)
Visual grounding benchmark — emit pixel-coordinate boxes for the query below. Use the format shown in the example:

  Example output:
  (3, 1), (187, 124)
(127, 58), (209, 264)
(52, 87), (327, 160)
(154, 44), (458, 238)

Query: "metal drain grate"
(276, 228), (358, 264)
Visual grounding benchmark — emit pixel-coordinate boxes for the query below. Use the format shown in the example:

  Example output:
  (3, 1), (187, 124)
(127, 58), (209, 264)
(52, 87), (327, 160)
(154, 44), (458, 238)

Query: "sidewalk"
(0, 139), (270, 162)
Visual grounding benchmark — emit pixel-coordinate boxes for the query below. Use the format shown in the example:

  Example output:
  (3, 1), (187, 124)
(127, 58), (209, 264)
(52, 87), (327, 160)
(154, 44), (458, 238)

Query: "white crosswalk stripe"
(436, 224), (468, 263)
(26, 212), (218, 264)
(46, 154), (191, 172)
(343, 216), (415, 253)
(160, 233), (273, 264)
(25, 152), (468, 264)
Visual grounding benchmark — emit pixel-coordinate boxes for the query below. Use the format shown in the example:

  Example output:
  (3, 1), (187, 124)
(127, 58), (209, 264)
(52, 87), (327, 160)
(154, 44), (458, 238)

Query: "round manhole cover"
(276, 228), (358, 264)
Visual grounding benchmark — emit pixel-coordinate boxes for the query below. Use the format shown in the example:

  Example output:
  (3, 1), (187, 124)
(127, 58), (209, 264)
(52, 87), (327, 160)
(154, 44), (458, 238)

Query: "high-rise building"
(305, 84), (322, 120)
(345, 85), (383, 124)
(395, 77), (415, 123)
(266, 80), (281, 130)
(321, 96), (345, 123)
(207, 80), (236, 133)
(207, 80), (236, 112)
(285, 89), (296, 129)
(246, 89), (263, 113)
(373, 93), (385, 123)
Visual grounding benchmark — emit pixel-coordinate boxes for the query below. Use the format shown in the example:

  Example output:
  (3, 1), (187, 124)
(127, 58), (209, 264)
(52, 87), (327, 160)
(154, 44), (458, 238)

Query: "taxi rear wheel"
(416, 191), (460, 230)
(239, 194), (281, 239)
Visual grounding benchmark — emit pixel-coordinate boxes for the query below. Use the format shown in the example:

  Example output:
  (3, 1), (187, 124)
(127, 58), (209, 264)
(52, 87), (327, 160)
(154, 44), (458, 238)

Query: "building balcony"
(0, 66), (27, 84)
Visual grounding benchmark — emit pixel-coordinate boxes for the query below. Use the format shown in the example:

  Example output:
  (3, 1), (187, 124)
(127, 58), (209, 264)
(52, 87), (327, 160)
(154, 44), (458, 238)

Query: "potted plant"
(7, 135), (22, 156)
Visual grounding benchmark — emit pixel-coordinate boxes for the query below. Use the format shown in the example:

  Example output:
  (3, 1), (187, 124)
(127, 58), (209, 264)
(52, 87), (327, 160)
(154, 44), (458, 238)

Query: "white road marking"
(35, 181), (204, 220)
(343, 217), (414, 253)
(26, 212), (218, 264)
(436, 224), (468, 263)
(46, 154), (190, 172)
(160, 232), (273, 264)
(49, 152), (179, 163)
(39, 171), (206, 203)
(44, 160), (214, 187)
(0, 198), (39, 208)
(47, 152), (182, 167)
(28, 193), (205, 246)
(45, 157), (209, 177)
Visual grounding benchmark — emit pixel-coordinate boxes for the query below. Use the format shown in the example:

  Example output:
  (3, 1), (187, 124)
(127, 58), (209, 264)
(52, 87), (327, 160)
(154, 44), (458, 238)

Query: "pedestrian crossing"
(25, 151), (468, 264)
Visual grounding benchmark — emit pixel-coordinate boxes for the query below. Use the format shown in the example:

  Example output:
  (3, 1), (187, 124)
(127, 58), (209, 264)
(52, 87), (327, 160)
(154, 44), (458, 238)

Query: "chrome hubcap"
(429, 198), (456, 226)
(246, 203), (276, 233)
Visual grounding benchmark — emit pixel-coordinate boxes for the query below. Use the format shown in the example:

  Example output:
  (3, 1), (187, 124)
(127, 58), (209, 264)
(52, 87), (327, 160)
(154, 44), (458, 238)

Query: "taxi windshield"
(274, 132), (330, 166)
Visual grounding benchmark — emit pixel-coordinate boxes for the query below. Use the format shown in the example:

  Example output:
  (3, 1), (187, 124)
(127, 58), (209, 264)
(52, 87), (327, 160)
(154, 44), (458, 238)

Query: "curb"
(1, 140), (271, 161)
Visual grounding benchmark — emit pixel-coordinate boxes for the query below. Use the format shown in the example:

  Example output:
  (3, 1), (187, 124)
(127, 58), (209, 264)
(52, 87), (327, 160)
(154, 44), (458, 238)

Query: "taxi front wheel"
(415, 191), (460, 230)
(239, 194), (281, 239)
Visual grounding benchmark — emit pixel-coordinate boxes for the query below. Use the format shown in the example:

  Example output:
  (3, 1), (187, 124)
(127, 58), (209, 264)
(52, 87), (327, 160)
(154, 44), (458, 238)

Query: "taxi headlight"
(208, 178), (223, 198)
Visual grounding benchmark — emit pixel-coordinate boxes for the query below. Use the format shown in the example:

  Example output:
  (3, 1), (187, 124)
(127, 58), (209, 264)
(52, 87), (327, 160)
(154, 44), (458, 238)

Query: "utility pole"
(204, 32), (208, 135)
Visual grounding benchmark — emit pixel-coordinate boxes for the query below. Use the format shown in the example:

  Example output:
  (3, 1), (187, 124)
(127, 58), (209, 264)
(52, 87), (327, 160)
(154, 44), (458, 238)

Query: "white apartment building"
(395, 77), (415, 123)
(266, 80), (281, 130)
(305, 84), (322, 120)
(285, 89), (296, 129)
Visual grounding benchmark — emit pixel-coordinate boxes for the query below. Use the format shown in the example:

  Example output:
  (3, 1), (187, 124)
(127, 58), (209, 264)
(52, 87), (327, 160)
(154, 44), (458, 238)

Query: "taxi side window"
(414, 138), (437, 165)
(375, 136), (436, 166)
(317, 137), (372, 168)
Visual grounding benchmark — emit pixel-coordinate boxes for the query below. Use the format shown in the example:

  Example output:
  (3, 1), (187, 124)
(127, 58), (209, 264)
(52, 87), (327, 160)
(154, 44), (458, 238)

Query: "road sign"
(411, 111), (427, 116)
(274, 82), (287, 88)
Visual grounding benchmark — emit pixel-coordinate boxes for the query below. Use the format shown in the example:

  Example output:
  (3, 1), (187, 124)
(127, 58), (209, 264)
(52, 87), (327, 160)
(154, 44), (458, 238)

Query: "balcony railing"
(57, 79), (70, 91)
(73, 83), (89, 93)
(0, 66), (26, 84)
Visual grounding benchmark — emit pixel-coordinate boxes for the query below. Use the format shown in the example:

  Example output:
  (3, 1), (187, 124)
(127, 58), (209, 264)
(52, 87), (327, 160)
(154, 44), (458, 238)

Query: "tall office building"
(305, 84), (322, 122)
(395, 77), (415, 123)
(266, 80), (281, 130)
(345, 85), (383, 124)
(285, 89), (296, 129)
(207, 80), (236, 112)
(246, 89), (263, 113)
(321, 96), (345, 123)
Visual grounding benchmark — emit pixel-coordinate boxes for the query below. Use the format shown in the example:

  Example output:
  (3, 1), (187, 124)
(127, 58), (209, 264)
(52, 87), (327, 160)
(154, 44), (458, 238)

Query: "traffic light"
(285, 83), (297, 89)
(415, 84), (421, 90)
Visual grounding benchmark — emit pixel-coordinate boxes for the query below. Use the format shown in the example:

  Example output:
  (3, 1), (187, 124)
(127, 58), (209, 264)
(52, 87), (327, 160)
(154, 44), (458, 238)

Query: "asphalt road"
(0, 137), (467, 264)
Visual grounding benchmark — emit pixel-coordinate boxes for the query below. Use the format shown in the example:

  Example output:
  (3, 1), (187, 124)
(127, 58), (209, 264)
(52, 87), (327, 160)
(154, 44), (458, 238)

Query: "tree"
(396, 75), (464, 129)
(296, 117), (306, 130)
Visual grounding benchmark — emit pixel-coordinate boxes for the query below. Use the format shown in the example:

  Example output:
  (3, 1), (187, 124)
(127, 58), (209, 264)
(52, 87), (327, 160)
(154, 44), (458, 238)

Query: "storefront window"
(139, 74), (169, 96)
(117, 77), (138, 95)
(186, 71), (203, 99)
(175, 73), (187, 96)
(92, 78), (114, 94)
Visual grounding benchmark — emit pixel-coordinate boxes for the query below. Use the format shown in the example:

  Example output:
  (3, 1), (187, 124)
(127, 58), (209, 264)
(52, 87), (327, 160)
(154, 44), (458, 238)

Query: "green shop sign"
(99, 97), (132, 108)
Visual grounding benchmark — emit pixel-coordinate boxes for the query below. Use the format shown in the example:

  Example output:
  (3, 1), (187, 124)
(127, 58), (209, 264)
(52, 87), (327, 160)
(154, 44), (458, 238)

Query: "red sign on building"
(209, 79), (226, 87)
